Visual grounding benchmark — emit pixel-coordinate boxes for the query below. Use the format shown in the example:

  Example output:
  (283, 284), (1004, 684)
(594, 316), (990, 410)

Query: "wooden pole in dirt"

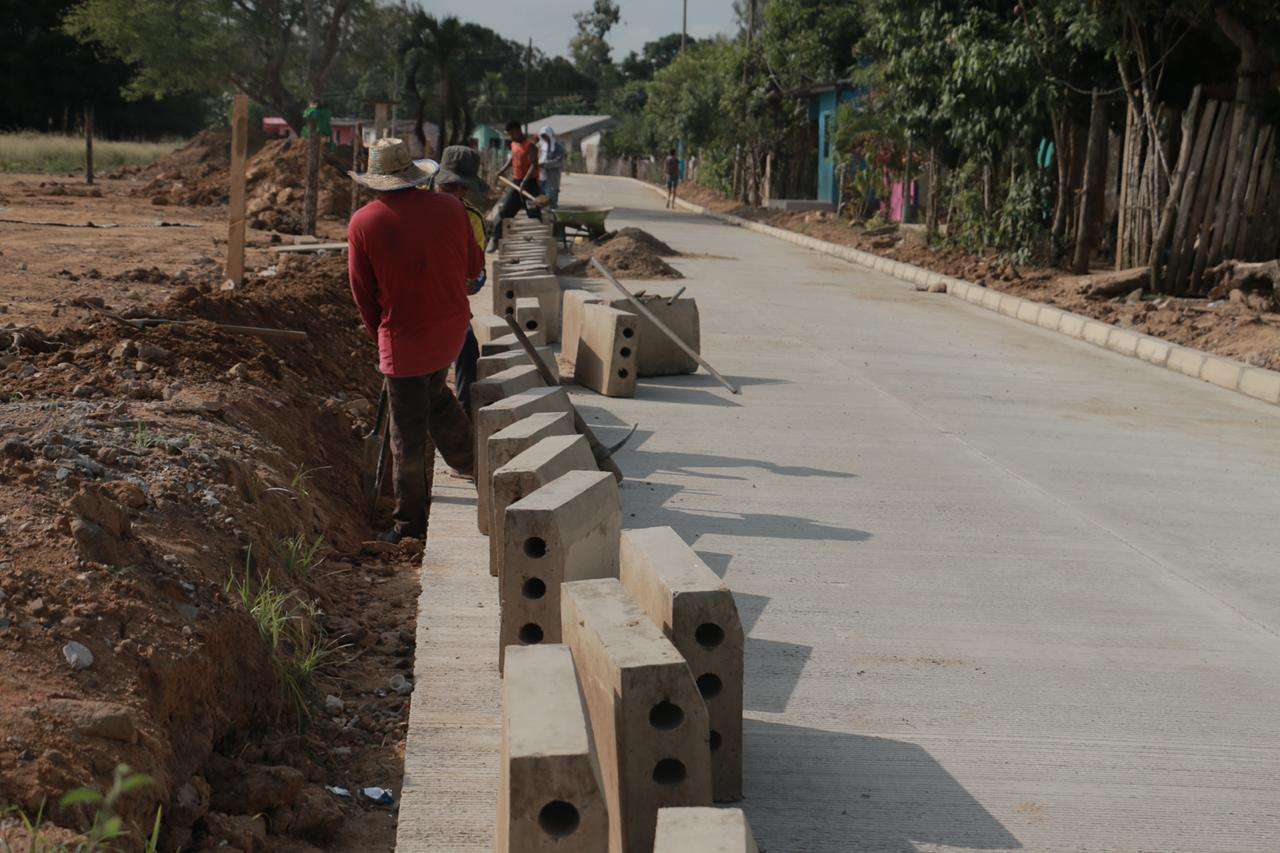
(225, 94), (249, 288)
(349, 121), (363, 220)
(303, 111), (320, 236)
(373, 101), (391, 139)
(1072, 89), (1108, 275)
(84, 106), (94, 186)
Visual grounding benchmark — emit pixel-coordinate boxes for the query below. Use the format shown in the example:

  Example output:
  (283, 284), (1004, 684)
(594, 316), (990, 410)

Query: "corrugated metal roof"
(528, 114), (617, 137)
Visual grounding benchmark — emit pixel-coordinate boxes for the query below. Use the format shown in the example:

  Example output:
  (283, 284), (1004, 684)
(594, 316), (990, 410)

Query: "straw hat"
(348, 138), (433, 191)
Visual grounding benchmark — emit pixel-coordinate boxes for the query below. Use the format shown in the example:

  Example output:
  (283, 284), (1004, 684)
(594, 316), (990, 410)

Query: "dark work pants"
(455, 329), (479, 414)
(387, 369), (475, 536)
(493, 186), (541, 243)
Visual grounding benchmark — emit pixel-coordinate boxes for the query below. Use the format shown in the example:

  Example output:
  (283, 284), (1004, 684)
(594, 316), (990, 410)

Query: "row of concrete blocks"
(494, 224), (563, 344)
(469, 385), (749, 851)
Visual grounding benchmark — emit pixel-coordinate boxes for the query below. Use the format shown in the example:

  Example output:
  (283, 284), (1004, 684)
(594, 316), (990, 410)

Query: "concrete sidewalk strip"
(561, 579), (713, 853)
(623, 175), (1280, 411)
(619, 526), (745, 803)
(499, 469), (620, 669)
(653, 807), (758, 853)
(498, 645), (608, 853)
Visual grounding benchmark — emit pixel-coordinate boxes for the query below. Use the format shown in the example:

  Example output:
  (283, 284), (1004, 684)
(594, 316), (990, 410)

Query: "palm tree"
(400, 12), (473, 154)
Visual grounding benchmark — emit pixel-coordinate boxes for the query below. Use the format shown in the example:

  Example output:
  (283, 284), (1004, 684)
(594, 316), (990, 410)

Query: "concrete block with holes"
(499, 469), (620, 669)
(468, 365), (544, 422)
(619, 527), (744, 802)
(494, 274), (562, 343)
(560, 289), (606, 370)
(480, 329), (547, 357)
(514, 297), (544, 337)
(653, 807), (757, 852)
(574, 304), (638, 398)
(476, 347), (559, 382)
(498, 644), (608, 853)
(492, 433), (598, 582)
(561, 289), (698, 378)
(475, 387), (574, 536)
(485, 417), (580, 571)
(473, 314), (514, 346)
(560, 578), (712, 853)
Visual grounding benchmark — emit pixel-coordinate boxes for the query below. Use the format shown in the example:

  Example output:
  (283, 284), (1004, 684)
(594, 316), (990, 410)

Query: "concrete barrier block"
(1200, 356), (1243, 391)
(627, 296), (699, 377)
(561, 579), (713, 853)
(997, 295), (1022, 318)
(491, 434), (597, 580)
(1107, 328), (1141, 357)
(574, 304), (639, 398)
(1167, 346), (1207, 378)
(501, 470), (620, 667)
(1135, 336), (1172, 366)
(1239, 367), (1280, 404)
(481, 330), (547, 357)
(1082, 320), (1112, 347)
(945, 278), (969, 299)
(562, 290), (607, 369)
(476, 347), (560, 382)
(494, 274), (562, 343)
(474, 315), (513, 346)
(476, 387), (574, 535)
(1036, 306), (1065, 331)
(980, 289), (1002, 311)
(1058, 312), (1087, 338)
(965, 285), (987, 304)
(653, 808), (758, 853)
(499, 645), (608, 853)
(515, 297), (544, 337)
(469, 365), (544, 421)
(619, 527), (743, 803)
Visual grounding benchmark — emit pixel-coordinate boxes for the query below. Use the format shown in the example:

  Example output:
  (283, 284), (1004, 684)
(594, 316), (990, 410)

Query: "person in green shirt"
(301, 100), (332, 147)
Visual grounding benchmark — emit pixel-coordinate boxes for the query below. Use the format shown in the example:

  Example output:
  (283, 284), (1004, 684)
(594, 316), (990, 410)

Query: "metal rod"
(667, 286), (686, 305)
(590, 257), (741, 395)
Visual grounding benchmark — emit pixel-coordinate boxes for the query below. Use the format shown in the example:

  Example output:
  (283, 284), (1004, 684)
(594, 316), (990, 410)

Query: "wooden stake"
(1072, 89), (1108, 274)
(349, 121), (362, 220)
(225, 93), (249, 288)
(1147, 87), (1201, 291)
(590, 258), (741, 395)
(84, 106), (94, 186)
(1167, 99), (1221, 293)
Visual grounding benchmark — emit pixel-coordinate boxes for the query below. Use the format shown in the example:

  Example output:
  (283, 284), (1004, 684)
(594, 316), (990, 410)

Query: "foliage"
(275, 531), (325, 579)
(10, 765), (162, 851)
(0, 132), (179, 174)
(570, 0), (621, 82)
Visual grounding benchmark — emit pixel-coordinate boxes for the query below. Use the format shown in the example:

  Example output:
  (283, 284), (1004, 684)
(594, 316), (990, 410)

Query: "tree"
(400, 12), (473, 151)
(620, 33), (688, 82)
(570, 0), (621, 81)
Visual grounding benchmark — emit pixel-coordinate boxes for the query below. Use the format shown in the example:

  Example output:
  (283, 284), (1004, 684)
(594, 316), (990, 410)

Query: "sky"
(418, 0), (738, 60)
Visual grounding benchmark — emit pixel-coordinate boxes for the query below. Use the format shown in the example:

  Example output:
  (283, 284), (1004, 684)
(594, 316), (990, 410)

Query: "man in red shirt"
(491, 120), (542, 247)
(347, 138), (484, 541)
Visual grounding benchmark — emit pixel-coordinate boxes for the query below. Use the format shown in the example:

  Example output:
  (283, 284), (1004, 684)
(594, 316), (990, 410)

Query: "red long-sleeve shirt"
(347, 190), (483, 377)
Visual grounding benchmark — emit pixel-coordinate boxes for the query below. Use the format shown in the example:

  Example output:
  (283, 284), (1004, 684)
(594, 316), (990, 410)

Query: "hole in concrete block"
(525, 320), (539, 331)
(696, 673), (723, 699)
(505, 290), (515, 299)
(709, 729), (722, 751)
(523, 536), (547, 558)
(619, 346), (632, 358)
(504, 307), (514, 316)
(538, 800), (580, 838)
(621, 327), (635, 339)
(648, 700), (684, 731)
(695, 622), (725, 650)
(521, 577), (546, 599)
(616, 368), (629, 379)
(518, 623), (544, 645)
(651, 758), (687, 787)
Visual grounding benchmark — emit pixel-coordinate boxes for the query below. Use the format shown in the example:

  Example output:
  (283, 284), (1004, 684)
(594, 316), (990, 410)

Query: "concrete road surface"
(398, 173), (1280, 853)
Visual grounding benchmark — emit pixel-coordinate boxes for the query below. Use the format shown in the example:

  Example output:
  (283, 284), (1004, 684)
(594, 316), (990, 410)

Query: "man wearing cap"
(347, 137), (483, 542)
(432, 145), (489, 415)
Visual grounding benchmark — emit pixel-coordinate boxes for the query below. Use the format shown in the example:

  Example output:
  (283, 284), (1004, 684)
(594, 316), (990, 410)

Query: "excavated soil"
(1, 176), (419, 851)
(561, 229), (683, 279)
(676, 182), (1280, 370)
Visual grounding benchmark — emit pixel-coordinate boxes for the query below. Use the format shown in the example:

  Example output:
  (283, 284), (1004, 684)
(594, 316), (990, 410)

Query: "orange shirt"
(511, 138), (540, 184)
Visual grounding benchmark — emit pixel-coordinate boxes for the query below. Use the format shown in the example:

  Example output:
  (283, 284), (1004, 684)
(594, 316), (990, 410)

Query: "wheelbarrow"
(552, 205), (614, 246)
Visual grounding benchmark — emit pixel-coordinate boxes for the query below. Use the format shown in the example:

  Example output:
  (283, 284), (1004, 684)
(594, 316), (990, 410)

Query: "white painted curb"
(608, 174), (1280, 409)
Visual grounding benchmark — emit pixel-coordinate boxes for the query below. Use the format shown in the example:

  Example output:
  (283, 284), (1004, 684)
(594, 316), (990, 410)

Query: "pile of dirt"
(0, 253), (422, 850)
(562, 229), (684, 279)
(132, 136), (352, 234)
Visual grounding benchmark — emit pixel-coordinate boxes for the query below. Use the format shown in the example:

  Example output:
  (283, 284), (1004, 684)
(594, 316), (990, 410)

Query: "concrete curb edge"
(607, 174), (1280, 409)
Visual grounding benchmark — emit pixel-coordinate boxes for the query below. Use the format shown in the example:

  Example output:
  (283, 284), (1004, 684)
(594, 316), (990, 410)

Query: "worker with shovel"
(488, 120), (541, 250)
(347, 138), (482, 542)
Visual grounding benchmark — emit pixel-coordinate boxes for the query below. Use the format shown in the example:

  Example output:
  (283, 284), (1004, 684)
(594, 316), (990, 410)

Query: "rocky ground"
(676, 182), (1280, 371)
(1, 174), (418, 851)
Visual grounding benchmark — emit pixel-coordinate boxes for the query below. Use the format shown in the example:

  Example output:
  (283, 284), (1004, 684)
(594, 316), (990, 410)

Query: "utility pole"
(83, 106), (94, 186)
(524, 38), (532, 133)
(681, 0), (687, 52)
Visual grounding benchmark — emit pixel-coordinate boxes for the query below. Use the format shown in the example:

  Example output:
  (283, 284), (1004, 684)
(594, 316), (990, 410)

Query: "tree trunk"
(926, 147), (940, 244)
(1050, 112), (1070, 250)
(83, 106), (94, 186)
(304, 116), (320, 236)
(1072, 89), (1107, 274)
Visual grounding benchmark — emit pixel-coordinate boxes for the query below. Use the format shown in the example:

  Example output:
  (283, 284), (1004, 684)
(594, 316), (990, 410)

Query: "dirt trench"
(1, 250), (419, 851)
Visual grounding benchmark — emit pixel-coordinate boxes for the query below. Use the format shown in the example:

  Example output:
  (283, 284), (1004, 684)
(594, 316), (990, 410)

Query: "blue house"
(806, 83), (861, 205)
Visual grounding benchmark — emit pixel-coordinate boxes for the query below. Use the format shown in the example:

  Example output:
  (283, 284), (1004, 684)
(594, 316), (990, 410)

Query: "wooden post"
(225, 94), (249, 288)
(84, 106), (94, 186)
(926, 147), (940, 244)
(762, 151), (772, 207)
(1147, 88), (1201, 291)
(1071, 89), (1107, 275)
(374, 101), (391, 139)
(303, 111), (320, 237)
(349, 121), (363, 221)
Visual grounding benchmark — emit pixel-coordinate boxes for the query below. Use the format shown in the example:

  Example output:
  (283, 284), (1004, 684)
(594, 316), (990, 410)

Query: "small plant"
(275, 531), (325, 579)
(130, 423), (159, 452)
(6, 764), (163, 852)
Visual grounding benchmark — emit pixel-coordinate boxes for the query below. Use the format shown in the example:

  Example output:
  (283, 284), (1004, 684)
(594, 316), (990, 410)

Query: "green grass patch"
(0, 131), (181, 174)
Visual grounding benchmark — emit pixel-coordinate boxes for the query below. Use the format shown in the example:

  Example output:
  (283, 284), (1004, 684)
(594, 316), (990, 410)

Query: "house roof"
(528, 115), (617, 138)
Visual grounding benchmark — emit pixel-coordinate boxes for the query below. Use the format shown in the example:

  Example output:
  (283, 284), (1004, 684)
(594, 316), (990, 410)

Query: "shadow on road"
(745, 719), (1021, 852)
